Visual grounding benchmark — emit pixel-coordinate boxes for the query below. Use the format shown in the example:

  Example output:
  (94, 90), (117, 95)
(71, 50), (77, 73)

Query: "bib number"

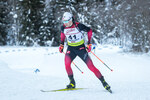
(68, 35), (77, 40)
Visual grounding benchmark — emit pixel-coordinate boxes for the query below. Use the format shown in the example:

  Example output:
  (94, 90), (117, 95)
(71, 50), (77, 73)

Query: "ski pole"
(63, 52), (84, 74)
(90, 51), (113, 72)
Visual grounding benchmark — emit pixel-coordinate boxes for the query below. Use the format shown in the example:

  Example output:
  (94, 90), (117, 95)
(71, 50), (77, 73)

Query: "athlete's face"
(64, 20), (73, 27)
(62, 18), (73, 27)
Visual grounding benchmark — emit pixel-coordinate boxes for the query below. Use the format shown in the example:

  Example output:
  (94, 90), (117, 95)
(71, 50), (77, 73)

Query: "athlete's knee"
(88, 65), (98, 72)
(86, 58), (94, 67)
(86, 59), (98, 72)
(65, 54), (71, 63)
(65, 55), (72, 69)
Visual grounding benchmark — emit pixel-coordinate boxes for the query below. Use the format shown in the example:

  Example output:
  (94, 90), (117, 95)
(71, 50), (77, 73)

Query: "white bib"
(64, 28), (83, 43)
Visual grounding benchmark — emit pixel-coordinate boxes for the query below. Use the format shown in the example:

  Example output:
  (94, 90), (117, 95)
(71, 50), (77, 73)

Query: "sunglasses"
(63, 20), (69, 23)
(62, 17), (72, 23)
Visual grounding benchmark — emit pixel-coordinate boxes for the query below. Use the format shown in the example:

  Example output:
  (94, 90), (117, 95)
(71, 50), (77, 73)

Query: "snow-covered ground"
(0, 45), (150, 100)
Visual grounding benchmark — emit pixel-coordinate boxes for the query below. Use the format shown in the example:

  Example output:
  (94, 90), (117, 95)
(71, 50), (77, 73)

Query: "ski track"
(0, 46), (150, 100)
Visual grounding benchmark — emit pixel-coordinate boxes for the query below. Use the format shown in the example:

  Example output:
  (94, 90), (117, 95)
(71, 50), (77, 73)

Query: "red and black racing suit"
(60, 22), (102, 79)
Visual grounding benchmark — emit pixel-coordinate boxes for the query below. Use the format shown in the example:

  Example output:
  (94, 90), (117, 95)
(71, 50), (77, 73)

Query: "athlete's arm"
(60, 26), (66, 45)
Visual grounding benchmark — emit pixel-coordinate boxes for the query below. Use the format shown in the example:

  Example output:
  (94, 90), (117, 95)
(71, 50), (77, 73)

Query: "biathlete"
(59, 12), (111, 92)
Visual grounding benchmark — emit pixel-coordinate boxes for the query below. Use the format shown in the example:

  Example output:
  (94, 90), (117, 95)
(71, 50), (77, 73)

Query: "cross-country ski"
(41, 88), (85, 92)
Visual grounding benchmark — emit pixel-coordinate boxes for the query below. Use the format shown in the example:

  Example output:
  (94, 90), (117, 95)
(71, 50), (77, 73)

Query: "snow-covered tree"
(0, 0), (14, 45)
(0, 0), (149, 52)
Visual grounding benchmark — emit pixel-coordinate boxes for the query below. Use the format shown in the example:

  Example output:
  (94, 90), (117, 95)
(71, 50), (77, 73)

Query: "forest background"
(0, 0), (150, 53)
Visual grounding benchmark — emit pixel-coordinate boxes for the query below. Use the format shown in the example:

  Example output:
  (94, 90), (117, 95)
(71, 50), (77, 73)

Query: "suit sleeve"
(60, 26), (66, 45)
(77, 23), (92, 44)
(87, 29), (92, 44)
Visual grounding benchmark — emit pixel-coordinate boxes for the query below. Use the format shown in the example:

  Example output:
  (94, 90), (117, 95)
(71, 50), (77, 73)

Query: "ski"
(41, 88), (112, 93)
(41, 88), (85, 92)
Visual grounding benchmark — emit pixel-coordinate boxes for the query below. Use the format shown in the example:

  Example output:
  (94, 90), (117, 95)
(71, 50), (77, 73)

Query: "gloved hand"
(86, 44), (92, 52)
(59, 44), (64, 53)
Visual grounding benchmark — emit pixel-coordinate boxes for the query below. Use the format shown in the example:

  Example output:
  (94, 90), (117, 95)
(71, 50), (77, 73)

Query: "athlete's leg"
(65, 46), (77, 88)
(85, 54), (102, 79)
(65, 47), (76, 76)
(77, 46), (111, 91)
(77, 46), (102, 79)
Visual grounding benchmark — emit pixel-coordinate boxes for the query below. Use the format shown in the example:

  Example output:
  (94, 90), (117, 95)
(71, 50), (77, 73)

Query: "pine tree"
(19, 0), (45, 46)
(0, 0), (13, 45)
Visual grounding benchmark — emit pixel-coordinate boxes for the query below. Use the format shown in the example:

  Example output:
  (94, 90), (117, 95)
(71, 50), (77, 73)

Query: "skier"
(59, 12), (111, 92)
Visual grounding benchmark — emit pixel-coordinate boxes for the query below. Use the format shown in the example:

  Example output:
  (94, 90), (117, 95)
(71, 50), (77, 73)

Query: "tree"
(0, 0), (13, 45)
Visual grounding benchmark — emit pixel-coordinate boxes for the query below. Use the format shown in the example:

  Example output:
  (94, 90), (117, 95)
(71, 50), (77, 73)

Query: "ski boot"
(100, 76), (112, 93)
(66, 75), (76, 89)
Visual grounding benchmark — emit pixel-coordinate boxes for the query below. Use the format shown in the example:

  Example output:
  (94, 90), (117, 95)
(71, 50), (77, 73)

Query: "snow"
(0, 45), (150, 100)
(13, 14), (18, 19)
